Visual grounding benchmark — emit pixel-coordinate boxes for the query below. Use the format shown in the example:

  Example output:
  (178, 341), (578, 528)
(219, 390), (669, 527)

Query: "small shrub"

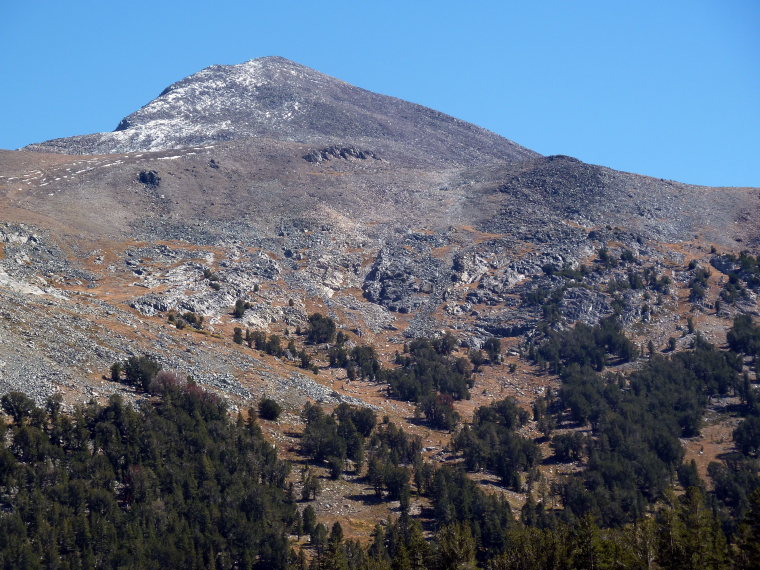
(483, 337), (501, 362)
(181, 312), (204, 330)
(307, 313), (336, 344)
(1, 391), (37, 424)
(258, 398), (282, 421)
(124, 355), (162, 392)
(148, 370), (183, 396)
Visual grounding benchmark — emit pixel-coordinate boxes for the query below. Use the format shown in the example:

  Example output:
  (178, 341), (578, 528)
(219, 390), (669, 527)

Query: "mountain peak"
(24, 58), (538, 165)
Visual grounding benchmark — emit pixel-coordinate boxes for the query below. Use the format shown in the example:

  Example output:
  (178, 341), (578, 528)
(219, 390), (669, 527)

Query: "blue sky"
(1, 1), (758, 187)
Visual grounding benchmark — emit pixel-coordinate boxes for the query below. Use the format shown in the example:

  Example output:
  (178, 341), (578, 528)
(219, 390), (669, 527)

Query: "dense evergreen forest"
(1, 310), (759, 567)
(293, 313), (760, 568)
(0, 382), (296, 569)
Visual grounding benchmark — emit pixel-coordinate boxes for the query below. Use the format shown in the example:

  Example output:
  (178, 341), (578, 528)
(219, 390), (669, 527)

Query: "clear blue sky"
(2, 1), (758, 187)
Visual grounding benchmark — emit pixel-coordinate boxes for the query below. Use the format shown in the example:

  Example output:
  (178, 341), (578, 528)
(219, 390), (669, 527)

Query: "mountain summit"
(25, 56), (538, 165)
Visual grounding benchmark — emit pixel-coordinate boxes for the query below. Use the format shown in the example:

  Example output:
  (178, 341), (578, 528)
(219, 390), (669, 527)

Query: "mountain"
(1, 55), (760, 558)
(24, 56), (537, 166)
(0, 58), (757, 431)
(1, 57), (758, 393)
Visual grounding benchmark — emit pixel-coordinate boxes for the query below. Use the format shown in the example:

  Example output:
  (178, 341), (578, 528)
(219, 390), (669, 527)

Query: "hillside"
(1, 56), (759, 567)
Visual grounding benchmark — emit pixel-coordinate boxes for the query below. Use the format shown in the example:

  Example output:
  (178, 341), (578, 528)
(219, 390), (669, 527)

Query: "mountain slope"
(23, 56), (538, 166)
(1, 56), (760, 559)
(0, 56), (757, 407)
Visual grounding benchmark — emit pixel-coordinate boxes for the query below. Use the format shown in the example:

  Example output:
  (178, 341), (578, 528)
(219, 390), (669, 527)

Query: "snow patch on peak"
(24, 56), (539, 164)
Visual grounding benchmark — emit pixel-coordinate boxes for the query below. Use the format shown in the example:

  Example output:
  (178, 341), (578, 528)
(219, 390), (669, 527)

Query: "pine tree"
(302, 505), (317, 536)
(735, 489), (760, 569)
(435, 522), (477, 570)
(658, 488), (729, 570)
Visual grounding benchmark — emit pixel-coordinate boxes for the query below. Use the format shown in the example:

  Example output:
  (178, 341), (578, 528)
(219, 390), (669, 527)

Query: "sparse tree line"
(232, 312), (341, 374)
(298, 401), (422, 503)
(232, 311), (503, 431)
(524, 246), (760, 336)
(714, 251), (760, 306)
(519, 314), (760, 528)
(295, 312), (760, 566)
(224, 275), (760, 557)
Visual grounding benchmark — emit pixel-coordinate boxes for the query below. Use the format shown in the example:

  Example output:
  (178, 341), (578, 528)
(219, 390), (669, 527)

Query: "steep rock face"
(24, 57), (538, 166)
(363, 236), (450, 314)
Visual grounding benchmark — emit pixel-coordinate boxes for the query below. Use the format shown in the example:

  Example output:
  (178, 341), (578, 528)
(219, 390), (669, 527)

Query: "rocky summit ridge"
(24, 56), (537, 166)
